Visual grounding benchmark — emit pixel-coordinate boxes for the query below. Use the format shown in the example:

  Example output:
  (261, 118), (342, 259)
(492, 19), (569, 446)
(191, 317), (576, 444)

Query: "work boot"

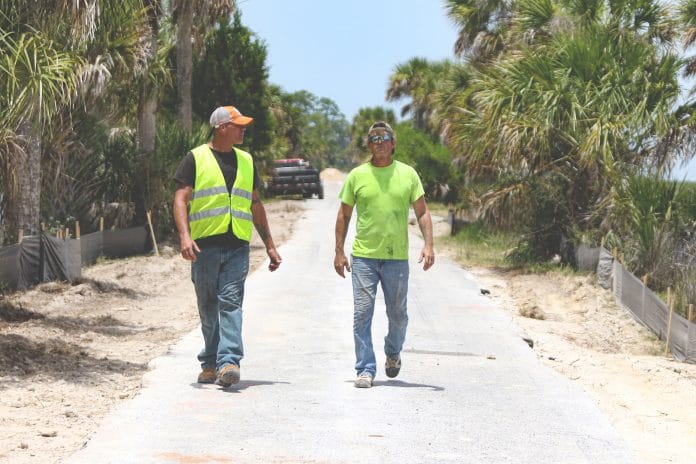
(354, 371), (373, 388)
(217, 364), (240, 387)
(385, 355), (401, 378)
(197, 367), (216, 384)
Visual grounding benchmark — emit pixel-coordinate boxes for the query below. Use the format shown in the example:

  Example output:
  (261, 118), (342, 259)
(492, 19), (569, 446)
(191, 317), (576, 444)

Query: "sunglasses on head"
(368, 134), (394, 144)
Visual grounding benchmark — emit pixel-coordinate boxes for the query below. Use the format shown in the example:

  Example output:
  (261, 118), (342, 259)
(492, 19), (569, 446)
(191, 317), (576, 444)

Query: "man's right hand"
(334, 253), (351, 278)
(180, 236), (200, 261)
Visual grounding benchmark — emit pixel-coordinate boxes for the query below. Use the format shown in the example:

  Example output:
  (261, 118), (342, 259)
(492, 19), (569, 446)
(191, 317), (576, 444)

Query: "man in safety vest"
(173, 105), (282, 387)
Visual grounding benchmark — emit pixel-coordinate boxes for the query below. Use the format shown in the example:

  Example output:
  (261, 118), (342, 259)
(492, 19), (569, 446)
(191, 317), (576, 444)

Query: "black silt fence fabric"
(0, 226), (151, 291)
(14, 235), (82, 289)
(81, 227), (150, 264)
(102, 226), (149, 258)
(0, 243), (20, 289)
(17, 235), (41, 289)
(80, 231), (103, 266)
(575, 245), (600, 272)
(42, 235), (81, 283)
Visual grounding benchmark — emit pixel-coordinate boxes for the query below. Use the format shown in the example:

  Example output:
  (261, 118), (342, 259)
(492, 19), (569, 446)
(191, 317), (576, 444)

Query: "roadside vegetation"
(2, 1), (696, 317)
(385, 0), (696, 320)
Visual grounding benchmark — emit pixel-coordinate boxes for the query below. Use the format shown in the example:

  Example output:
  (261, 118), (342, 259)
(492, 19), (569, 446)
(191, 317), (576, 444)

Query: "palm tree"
(386, 58), (454, 134)
(443, 0), (683, 256)
(138, 0), (161, 154)
(171, 0), (234, 132)
(0, 26), (82, 237)
(0, 0), (156, 240)
(681, 0), (696, 78)
(444, 0), (514, 62)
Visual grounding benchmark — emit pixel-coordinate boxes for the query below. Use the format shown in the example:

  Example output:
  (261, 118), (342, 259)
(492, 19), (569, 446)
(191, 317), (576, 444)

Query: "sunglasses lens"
(369, 134), (393, 143)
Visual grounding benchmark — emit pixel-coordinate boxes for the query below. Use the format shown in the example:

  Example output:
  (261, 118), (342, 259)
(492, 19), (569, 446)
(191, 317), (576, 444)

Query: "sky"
(238, 0), (696, 181)
(238, 0), (458, 121)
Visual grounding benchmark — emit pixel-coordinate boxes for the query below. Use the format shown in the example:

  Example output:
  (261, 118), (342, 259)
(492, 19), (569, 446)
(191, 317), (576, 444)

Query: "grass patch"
(437, 220), (580, 276)
(427, 201), (452, 218)
(437, 220), (517, 268)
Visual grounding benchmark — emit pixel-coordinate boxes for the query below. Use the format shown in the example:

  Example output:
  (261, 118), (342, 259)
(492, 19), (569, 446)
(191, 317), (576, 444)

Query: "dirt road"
(0, 172), (694, 463)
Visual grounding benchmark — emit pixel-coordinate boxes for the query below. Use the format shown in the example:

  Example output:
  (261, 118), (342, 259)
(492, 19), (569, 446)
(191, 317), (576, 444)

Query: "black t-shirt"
(173, 147), (261, 249)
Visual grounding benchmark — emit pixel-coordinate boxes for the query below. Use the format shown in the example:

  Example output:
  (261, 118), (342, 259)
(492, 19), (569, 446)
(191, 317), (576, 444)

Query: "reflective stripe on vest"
(188, 144), (254, 241)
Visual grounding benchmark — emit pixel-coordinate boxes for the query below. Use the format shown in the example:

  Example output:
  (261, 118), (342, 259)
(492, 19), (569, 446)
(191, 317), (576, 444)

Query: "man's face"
(217, 122), (246, 145)
(367, 130), (395, 156)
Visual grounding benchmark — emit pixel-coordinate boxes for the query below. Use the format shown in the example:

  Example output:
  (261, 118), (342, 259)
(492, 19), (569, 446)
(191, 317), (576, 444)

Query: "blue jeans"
(191, 245), (249, 370)
(351, 256), (409, 377)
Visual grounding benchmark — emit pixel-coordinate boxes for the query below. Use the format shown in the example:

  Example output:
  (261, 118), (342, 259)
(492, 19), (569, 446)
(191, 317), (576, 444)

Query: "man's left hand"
(419, 247), (435, 271)
(267, 248), (282, 272)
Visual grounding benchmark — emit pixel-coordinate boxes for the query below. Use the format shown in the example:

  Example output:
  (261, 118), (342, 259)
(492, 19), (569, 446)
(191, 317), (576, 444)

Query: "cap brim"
(232, 116), (254, 127)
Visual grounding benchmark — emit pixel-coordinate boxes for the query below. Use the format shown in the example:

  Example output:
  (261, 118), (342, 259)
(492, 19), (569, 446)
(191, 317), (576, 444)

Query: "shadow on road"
(191, 379), (291, 392)
(376, 379), (444, 391)
(344, 379), (445, 391)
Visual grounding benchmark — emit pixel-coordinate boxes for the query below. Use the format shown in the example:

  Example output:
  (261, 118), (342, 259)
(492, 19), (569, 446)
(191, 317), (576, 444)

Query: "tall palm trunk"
(176, 0), (193, 132)
(14, 120), (41, 236)
(138, 83), (157, 153)
(137, 2), (159, 154)
(135, 0), (160, 224)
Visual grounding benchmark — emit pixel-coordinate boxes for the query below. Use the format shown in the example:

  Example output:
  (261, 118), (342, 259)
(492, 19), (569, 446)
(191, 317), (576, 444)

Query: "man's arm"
(173, 184), (199, 261)
(251, 190), (282, 272)
(334, 202), (353, 278)
(413, 195), (434, 271)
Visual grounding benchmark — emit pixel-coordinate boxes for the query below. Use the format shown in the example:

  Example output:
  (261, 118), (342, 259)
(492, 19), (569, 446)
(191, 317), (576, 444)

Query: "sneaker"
(217, 364), (240, 387)
(385, 355), (401, 378)
(354, 371), (373, 388)
(197, 367), (216, 384)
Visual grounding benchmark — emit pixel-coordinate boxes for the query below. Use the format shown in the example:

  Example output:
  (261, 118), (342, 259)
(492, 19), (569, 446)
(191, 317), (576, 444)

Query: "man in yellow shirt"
(334, 121), (434, 388)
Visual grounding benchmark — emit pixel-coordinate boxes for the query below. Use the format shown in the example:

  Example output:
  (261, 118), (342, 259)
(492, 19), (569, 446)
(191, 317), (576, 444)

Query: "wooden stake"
(17, 228), (23, 243)
(99, 216), (104, 232)
(665, 288), (674, 355)
(641, 275), (648, 286)
(146, 210), (159, 257)
(75, 221), (81, 239)
(64, 227), (69, 239)
(689, 304), (694, 323)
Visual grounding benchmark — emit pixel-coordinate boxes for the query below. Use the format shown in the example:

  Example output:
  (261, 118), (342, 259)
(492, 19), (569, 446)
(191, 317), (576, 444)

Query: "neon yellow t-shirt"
(339, 160), (425, 260)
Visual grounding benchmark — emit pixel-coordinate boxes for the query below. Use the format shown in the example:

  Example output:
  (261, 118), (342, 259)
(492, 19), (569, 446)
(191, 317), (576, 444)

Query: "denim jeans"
(351, 256), (409, 377)
(191, 244), (249, 370)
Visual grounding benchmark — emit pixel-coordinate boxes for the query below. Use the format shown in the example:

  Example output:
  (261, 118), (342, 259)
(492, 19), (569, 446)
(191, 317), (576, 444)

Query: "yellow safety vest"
(188, 144), (253, 241)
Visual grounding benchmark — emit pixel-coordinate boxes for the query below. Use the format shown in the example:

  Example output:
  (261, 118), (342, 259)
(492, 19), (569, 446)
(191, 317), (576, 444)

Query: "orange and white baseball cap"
(210, 105), (254, 128)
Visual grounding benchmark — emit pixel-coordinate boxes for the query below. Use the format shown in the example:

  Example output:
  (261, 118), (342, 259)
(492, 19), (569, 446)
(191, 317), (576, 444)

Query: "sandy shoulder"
(431, 214), (696, 464)
(0, 200), (304, 464)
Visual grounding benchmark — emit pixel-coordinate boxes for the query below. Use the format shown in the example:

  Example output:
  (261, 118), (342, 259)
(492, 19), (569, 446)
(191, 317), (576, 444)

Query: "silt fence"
(0, 226), (151, 291)
(593, 247), (696, 363)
